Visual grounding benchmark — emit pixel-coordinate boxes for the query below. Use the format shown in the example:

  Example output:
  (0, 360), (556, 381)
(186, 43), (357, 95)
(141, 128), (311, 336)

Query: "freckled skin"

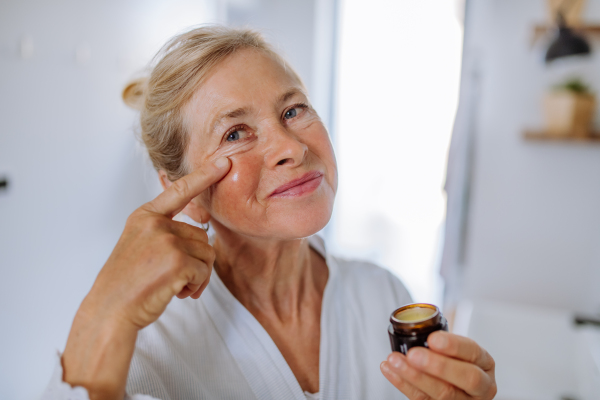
(181, 48), (338, 239)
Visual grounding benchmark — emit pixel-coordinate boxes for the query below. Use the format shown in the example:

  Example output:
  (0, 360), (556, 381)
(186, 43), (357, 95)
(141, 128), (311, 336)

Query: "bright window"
(330, 0), (464, 304)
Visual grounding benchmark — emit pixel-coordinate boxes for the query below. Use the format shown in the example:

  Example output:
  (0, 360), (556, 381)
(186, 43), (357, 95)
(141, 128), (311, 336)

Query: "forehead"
(183, 48), (304, 132)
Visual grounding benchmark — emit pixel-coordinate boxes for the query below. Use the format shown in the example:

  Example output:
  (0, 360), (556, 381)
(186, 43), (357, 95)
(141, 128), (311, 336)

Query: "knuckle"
(168, 247), (187, 268)
(186, 262), (209, 285)
(487, 352), (496, 370)
(198, 228), (209, 242)
(126, 210), (145, 228)
(428, 356), (446, 377)
(194, 241), (215, 263)
(171, 179), (190, 199)
(144, 215), (165, 231)
(162, 233), (180, 248)
(197, 262), (211, 280)
(466, 371), (484, 393)
(472, 344), (484, 364)
(488, 382), (498, 399)
(448, 336), (460, 355)
(438, 384), (457, 400)
(183, 268), (198, 284)
(206, 245), (216, 264)
(404, 364), (422, 382)
(414, 392), (430, 400)
(126, 210), (140, 224)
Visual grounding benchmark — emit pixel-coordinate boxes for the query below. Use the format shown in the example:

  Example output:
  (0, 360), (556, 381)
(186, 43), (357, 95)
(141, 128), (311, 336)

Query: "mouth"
(269, 171), (324, 198)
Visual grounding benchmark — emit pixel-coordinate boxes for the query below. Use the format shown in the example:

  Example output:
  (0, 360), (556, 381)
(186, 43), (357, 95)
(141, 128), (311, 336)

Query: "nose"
(263, 123), (308, 169)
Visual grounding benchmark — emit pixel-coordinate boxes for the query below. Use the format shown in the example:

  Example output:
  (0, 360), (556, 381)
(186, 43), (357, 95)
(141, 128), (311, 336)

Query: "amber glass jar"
(388, 303), (448, 355)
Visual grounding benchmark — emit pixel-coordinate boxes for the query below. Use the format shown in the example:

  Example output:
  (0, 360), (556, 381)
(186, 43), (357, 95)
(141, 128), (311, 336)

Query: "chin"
(269, 200), (334, 240)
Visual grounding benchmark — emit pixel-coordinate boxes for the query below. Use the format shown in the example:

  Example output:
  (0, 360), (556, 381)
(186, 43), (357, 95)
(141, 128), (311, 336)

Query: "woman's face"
(181, 48), (337, 240)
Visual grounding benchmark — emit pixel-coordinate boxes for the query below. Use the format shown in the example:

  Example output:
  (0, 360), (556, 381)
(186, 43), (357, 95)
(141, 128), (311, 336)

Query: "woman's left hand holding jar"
(61, 158), (231, 400)
(381, 331), (497, 400)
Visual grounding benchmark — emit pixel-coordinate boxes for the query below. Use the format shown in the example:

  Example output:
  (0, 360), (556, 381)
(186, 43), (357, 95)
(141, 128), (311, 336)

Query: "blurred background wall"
(442, 1), (600, 399)
(0, 1), (218, 398)
(445, 0), (600, 313)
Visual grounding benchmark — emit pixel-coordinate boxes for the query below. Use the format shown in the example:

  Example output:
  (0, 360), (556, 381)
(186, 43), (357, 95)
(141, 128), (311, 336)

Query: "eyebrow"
(209, 107), (248, 137)
(277, 88), (302, 105)
(209, 88), (305, 136)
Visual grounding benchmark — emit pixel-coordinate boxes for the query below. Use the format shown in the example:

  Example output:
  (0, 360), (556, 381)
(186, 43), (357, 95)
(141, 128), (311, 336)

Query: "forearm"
(62, 305), (138, 400)
(58, 160), (226, 399)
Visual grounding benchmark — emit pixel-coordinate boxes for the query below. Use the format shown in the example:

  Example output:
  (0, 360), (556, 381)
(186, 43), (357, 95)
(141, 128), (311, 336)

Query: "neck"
(212, 228), (327, 321)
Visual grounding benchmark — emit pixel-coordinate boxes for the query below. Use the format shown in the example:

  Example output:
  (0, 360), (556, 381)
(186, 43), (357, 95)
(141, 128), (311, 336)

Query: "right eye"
(224, 125), (251, 143)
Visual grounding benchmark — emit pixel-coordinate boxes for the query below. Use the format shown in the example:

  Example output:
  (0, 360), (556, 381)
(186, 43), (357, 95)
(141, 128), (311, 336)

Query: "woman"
(42, 26), (497, 400)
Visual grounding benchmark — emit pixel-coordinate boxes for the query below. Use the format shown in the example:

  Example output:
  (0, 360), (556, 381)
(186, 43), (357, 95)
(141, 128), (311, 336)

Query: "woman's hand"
(82, 157), (230, 330)
(62, 157), (230, 400)
(380, 331), (497, 400)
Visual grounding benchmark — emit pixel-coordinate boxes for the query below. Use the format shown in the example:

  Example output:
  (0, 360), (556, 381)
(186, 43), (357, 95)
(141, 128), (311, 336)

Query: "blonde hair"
(123, 25), (303, 180)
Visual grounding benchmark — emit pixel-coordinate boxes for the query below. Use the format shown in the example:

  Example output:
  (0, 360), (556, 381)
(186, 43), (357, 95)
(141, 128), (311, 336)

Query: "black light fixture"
(545, 12), (591, 63)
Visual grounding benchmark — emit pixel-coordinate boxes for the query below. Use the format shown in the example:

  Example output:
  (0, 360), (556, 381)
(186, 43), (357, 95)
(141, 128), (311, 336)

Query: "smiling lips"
(269, 171), (324, 198)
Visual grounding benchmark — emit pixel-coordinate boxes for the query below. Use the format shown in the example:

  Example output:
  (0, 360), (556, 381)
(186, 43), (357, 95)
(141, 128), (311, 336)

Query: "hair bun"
(122, 77), (147, 111)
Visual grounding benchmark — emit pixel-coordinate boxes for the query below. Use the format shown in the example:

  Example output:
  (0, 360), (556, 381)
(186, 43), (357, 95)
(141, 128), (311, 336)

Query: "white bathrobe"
(42, 235), (411, 400)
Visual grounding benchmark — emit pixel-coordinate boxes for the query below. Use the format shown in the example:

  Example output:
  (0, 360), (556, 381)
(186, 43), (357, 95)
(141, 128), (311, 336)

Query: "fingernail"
(408, 348), (426, 366)
(389, 353), (404, 369)
(214, 157), (229, 169)
(380, 361), (390, 373)
(430, 332), (448, 349)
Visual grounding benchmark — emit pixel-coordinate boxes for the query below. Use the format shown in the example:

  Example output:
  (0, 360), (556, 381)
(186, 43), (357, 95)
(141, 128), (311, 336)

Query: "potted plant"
(544, 78), (596, 137)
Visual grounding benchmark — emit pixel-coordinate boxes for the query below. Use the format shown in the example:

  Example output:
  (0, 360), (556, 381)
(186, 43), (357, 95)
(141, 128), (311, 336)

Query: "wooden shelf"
(531, 24), (600, 46)
(524, 130), (600, 142)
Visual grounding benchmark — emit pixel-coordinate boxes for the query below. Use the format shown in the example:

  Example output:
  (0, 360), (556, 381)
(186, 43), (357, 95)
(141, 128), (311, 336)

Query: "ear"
(158, 170), (211, 224)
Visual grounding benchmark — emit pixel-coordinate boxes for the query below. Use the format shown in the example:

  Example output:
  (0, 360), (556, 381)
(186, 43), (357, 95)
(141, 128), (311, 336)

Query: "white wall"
(332, 0), (463, 305)
(227, 0), (316, 98)
(457, 0), (600, 313)
(0, 1), (334, 399)
(0, 1), (220, 398)
(439, 3), (600, 398)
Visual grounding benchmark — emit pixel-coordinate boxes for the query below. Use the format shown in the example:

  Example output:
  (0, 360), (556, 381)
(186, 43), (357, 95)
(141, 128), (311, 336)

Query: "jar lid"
(390, 303), (443, 334)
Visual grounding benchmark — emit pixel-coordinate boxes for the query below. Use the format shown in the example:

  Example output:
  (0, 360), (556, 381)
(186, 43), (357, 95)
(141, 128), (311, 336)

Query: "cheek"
(310, 131), (338, 193)
(206, 154), (262, 220)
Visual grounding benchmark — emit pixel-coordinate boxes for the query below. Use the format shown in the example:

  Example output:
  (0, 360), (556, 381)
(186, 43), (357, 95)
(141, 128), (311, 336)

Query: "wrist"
(62, 301), (139, 400)
(76, 291), (140, 335)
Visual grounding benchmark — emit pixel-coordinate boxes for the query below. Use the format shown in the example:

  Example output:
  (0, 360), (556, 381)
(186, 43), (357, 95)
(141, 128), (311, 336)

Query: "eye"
(284, 108), (298, 120)
(283, 103), (308, 121)
(223, 125), (253, 145)
(226, 130), (241, 142)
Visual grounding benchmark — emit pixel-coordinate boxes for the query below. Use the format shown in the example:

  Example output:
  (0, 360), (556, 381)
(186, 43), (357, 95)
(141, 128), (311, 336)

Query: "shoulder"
(309, 235), (412, 307)
(331, 254), (413, 306)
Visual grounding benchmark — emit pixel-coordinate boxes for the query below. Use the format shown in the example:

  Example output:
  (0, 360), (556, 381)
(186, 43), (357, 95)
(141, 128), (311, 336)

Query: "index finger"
(428, 331), (495, 371)
(146, 157), (230, 217)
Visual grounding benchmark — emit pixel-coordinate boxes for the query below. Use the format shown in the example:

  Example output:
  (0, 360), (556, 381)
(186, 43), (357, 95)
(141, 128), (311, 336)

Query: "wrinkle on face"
(180, 47), (337, 240)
